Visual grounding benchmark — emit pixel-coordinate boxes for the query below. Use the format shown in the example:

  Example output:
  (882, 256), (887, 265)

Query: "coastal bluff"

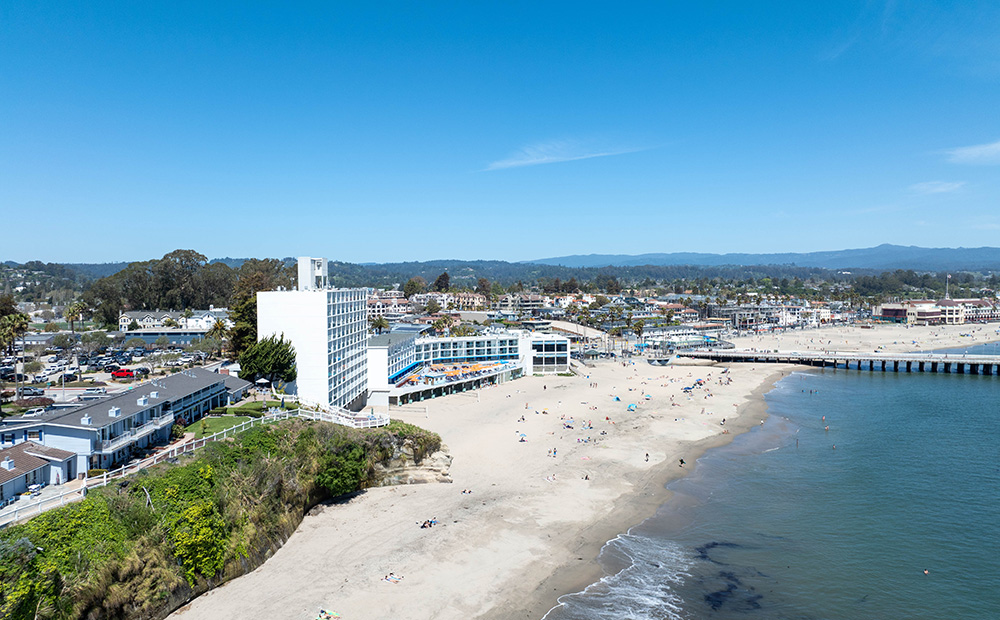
(0, 419), (447, 620)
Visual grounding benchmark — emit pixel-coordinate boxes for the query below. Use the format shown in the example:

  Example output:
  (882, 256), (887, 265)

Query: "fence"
(0, 406), (389, 529)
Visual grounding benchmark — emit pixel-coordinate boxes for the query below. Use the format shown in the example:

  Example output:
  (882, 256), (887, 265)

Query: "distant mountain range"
(526, 245), (1000, 271)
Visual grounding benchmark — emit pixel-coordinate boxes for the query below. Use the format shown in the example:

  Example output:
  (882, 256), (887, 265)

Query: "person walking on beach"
(679, 458), (685, 467)
(645, 453), (649, 462)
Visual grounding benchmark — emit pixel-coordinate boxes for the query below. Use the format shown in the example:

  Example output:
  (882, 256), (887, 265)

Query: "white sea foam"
(542, 532), (692, 620)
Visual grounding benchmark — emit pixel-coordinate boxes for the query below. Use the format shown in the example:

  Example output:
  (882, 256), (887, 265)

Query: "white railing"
(100, 413), (176, 453)
(0, 406), (388, 529)
(0, 485), (88, 529)
(294, 398), (391, 429)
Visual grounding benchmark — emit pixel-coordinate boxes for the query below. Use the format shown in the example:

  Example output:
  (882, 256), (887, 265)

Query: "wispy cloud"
(484, 139), (645, 171)
(909, 180), (965, 194)
(945, 138), (1000, 164)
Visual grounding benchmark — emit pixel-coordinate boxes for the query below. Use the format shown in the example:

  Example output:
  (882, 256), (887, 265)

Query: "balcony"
(98, 411), (175, 453)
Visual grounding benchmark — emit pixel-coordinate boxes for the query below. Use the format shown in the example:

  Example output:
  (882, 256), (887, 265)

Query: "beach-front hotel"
(366, 328), (570, 406)
(257, 257), (369, 411)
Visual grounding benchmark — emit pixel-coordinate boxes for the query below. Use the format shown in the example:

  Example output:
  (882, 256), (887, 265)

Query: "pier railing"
(672, 349), (1000, 375)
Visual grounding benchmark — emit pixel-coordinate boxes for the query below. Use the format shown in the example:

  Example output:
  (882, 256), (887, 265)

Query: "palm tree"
(370, 316), (390, 334)
(206, 319), (228, 357)
(64, 301), (87, 334)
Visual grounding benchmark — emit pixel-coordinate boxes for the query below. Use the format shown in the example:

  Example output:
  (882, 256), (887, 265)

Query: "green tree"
(81, 331), (111, 353)
(205, 319), (228, 356)
(403, 277), (427, 298)
(370, 316), (390, 334)
(63, 301), (87, 333)
(227, 296), (257, 359)
(128, 319), (140, 331)
(432, 271), (450, 292)
(43, 323), (60, 333)
(425, 299), (442, 315)
(154, 336), (170, 348)
(632, 319), (645, 339)
(239, 333), (297, 383)
(476, 277), (491, 296)
(52, 334), (75, 349)
(0, 312), (29, 355)
(124, 337), (147, 348)
(449, 324), (476, 337)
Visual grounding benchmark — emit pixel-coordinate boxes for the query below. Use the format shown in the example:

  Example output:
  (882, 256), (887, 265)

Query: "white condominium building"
(257, 257), (369, 411)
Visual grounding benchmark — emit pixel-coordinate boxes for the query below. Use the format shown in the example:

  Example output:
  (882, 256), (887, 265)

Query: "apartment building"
(0, 368), (247, 472)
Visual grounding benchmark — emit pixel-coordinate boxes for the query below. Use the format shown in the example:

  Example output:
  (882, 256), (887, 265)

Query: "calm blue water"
(544, 345), (1000, 620)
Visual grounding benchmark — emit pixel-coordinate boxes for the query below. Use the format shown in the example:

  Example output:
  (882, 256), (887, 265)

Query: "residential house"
(0, 442), (75, 504)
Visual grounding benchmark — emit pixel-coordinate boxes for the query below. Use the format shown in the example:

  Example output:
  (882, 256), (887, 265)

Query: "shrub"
(170, 423), (185, 440)
(171, 500), (227, 584)
(316, 441), (366, 496)
(14, 397), (54, 408)
(87, 469), (108, 478)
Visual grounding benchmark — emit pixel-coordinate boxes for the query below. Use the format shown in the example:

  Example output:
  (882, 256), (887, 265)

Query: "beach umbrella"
(255, 378), (270, 385)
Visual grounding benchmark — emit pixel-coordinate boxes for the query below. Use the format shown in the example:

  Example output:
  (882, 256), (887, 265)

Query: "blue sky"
(3, 1), (999, 263)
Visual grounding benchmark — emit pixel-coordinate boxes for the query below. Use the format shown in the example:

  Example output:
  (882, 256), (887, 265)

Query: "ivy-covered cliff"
(0, 420), (444, 619)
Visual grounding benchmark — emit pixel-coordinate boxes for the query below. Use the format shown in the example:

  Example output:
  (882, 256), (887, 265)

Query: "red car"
(111, 368), (134, 379)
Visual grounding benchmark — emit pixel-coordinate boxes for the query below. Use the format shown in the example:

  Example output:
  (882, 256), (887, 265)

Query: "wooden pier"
(668, 350), (1000, 376)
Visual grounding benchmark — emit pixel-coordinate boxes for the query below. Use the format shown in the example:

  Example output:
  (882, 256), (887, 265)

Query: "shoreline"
(168, 323), (1000, 620)
(523, 367), (789, 620)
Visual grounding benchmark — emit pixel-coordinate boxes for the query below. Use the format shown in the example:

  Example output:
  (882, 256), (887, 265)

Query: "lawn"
(184, 415), (254, 439)
(229, 400), (287, 414)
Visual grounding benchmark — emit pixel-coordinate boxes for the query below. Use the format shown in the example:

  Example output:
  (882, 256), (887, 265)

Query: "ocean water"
(544, 346), (1000, 620)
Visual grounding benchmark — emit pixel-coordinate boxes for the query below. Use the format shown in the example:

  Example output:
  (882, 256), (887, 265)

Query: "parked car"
(102, 364), (120, 373)
(61, 373), (78, 383)
(111, 368), (134, 379)
(134, 367), (150, 376)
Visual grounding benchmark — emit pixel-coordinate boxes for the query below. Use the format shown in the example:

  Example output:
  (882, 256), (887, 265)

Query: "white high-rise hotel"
(257, 257), (369, 410)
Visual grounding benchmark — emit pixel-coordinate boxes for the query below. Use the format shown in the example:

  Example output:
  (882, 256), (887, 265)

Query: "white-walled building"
(412, 330), (570, 374)
(257, 257), (369, 411)
(367, 296), (411, 322)
(366, 332), (419, 408)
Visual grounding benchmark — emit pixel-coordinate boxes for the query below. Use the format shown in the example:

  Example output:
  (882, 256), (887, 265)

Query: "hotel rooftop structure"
(257, 257), (369, 411)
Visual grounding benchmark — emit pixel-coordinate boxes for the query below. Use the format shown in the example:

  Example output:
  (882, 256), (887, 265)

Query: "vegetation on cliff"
(0, 420), (440, 620)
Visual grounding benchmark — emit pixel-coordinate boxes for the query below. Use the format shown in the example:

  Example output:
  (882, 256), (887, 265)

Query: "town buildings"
(117, 307), (231, 332)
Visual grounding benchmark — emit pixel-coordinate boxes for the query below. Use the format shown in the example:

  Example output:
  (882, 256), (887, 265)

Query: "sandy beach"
(169, 322), (1000, 620)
